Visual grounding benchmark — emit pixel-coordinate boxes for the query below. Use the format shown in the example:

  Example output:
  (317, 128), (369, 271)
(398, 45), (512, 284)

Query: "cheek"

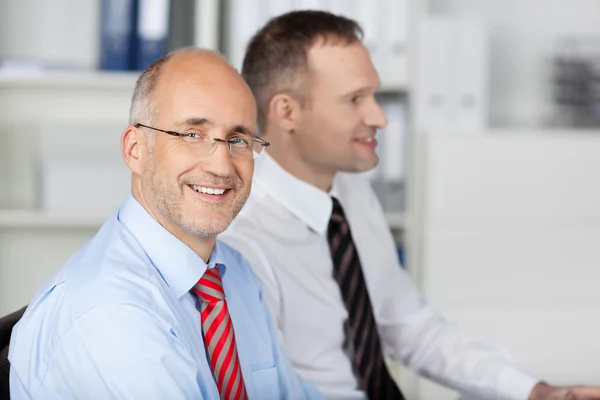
(311, 106), (357, 138)
(158, 151), (198, 181)
(236, 162), (254, 187)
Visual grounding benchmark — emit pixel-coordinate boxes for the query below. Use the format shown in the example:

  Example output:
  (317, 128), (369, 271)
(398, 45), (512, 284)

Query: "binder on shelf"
(99, 0), (138, 71)
(382, 0), (409, 87)
(397, 244), (405, 267)
(415, 17), (455, 135)
(415, 17), (488, 135)
(136, 0), (171, 70)
(168, 0), (195, 52)
(453, 18), (488, 133)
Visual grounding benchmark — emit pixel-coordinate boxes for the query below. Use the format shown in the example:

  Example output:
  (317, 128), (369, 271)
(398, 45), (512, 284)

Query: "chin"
(344, 157), (379, 174)
(181, 213), (231, 238)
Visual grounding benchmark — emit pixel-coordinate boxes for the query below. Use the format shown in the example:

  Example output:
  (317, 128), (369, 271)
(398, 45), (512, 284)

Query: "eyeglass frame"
(134, 123), (270, 159)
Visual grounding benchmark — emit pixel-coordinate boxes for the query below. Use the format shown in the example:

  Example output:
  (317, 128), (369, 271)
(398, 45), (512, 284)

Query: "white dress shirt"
(221, 153), (539, 400)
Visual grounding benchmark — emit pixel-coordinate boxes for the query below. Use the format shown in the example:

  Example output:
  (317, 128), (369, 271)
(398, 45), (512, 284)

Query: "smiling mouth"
(355, 136), (376, 143)
(188, 185), (229, 195)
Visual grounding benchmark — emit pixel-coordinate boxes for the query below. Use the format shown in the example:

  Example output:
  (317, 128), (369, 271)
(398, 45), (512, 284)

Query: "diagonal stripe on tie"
(203, 302), (227, 346)
(222, 345), (239, 395)
(217, 334), (236, 389)
(213, 315), (234, 367)
(207, 312), (232, 367)
(327, 197), (405, 400)
(193, 266), (248, 400)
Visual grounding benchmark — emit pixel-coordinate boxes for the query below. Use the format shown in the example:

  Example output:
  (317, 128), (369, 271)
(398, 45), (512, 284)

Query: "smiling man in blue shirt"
(8, 48), (323, 400)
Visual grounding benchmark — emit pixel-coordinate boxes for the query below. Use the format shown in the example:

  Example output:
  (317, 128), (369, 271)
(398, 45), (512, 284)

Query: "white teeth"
(358, 136), (374, 142)
(191, 185), (226, 195)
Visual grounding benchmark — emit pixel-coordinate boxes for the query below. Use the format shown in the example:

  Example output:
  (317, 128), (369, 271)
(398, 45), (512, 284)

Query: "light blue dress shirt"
(8, 194), (323, 400)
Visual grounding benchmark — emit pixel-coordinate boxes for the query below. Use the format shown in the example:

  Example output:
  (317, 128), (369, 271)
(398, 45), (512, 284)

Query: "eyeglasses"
(134, 123), (270, 160)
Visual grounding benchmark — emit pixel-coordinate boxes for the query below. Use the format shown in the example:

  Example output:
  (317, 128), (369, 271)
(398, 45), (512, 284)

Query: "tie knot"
(193, 267), (225, 303)
(330, 197), (347, 225)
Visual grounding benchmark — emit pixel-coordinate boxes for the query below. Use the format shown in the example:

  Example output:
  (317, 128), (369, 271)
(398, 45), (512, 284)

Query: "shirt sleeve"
(35, 302), (205, 400)
(363, 183), (540, 400)
(377, 268), (539, 399)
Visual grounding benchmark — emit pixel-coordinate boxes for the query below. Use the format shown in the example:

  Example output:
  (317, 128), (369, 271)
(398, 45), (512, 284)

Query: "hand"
(530, 382), (600, 400)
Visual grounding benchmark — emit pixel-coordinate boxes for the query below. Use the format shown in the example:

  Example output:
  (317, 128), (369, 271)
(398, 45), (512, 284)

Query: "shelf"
(0, 71), (140, 91)
(0, 210), (107, 229)
(0, 71), (408, 94)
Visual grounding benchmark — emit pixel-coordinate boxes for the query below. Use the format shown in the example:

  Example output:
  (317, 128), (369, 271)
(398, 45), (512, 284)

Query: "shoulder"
(10, 216), (165, 363)
(64, 218), (164, 315)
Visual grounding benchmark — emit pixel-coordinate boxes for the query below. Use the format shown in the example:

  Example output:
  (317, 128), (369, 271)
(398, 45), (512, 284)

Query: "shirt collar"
(117, 193), (228, 299)
(253, 152), (335, 236)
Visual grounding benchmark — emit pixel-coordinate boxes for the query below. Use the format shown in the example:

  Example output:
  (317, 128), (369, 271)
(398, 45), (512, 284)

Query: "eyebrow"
(230, 124), (255, 138)
(341, 83), (380, 98)
(175, 117), (255, 137)
(175, 117), (212, 127)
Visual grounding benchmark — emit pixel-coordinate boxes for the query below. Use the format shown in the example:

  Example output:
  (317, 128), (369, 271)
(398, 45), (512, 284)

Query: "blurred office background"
(1, 0), (599, 398)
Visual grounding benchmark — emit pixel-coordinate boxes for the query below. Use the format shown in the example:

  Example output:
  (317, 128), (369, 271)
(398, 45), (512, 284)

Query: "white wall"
(429, 0), (600, 128)
(409, 130), (600, 399)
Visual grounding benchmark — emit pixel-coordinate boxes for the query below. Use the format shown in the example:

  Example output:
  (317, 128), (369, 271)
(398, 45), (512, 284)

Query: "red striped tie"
(192, 267), (248, 400)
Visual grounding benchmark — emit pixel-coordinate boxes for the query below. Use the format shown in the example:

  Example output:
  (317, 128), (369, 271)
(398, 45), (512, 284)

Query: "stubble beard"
(144, 158), (248, 238)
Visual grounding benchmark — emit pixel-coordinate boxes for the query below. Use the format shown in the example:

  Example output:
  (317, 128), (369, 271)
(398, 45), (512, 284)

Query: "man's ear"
(268, 92), (302, 133)
(121, 125), (145, 175)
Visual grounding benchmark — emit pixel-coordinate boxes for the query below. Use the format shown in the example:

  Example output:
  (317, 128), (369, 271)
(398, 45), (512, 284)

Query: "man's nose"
(365, 98), (388, 129)
(201, 140), (236, 178)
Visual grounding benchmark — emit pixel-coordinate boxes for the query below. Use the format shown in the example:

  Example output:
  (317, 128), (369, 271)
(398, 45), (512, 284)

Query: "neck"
(132, 182), (216, 263)
(265, 132), (335, 192)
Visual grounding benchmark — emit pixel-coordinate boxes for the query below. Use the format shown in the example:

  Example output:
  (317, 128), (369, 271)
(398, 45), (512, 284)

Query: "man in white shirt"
(221, 10), (600, 400)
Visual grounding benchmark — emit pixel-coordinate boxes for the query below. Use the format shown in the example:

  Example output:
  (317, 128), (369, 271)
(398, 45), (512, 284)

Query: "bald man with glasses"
(8, 48), (323, 400)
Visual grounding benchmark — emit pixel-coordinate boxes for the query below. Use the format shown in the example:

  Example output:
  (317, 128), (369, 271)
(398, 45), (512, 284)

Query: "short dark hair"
(242, 10), (363, 132)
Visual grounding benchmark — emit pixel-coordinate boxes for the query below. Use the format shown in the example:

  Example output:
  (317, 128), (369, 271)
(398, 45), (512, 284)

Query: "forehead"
(306, 42), (379, 92)
(154, 59), (257, 129)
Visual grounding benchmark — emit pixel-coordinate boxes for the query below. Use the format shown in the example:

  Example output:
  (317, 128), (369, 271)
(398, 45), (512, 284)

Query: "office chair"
(0, 306), (27, 400)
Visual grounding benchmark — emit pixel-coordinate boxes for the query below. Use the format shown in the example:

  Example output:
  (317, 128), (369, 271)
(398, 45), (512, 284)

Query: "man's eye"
(229, 136), (250, 148)
(230, 136), (249, 144)
(181, 132), (205, 143)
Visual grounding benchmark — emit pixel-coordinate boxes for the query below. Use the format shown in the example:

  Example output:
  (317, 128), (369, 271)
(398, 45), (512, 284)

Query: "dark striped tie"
(327, 197), (405, 400)
(193, 267), (248, 400)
